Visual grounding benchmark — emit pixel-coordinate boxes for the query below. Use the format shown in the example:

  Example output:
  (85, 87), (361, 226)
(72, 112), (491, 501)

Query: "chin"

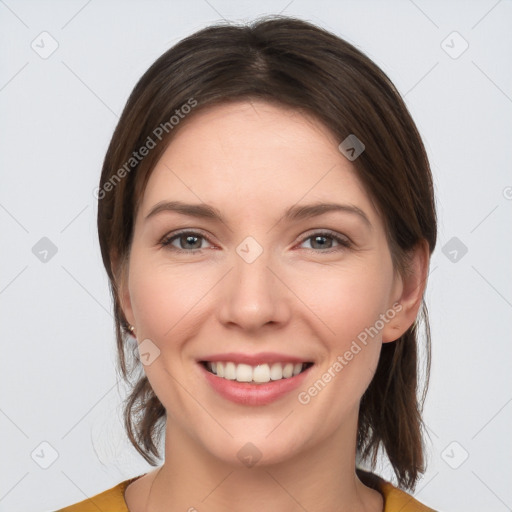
(195, 424), (311, 470)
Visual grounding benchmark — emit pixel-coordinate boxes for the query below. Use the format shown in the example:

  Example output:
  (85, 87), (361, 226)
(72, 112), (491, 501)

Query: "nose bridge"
(218, 239), (289, 330)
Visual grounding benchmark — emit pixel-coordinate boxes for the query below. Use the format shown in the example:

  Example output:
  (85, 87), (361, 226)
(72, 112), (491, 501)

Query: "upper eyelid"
(163, 228), (211, 239)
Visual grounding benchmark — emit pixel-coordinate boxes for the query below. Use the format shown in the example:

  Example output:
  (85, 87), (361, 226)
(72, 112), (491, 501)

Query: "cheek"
(293, 259), (395, 347)
(128, 254), (211, 340)
(126, 254), (212, 414)
(292, 270), (391, 432)
(291, 258), (395, 408)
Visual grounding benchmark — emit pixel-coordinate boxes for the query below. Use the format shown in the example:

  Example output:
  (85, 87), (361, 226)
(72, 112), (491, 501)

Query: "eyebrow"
(145, 200), (372, 228)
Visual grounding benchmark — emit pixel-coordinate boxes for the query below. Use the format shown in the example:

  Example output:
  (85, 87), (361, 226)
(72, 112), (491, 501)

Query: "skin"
(119, 100), (429, 512)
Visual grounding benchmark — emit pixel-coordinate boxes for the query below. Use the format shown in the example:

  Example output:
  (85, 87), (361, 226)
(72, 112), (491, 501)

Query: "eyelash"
(159, 229), (352, 254)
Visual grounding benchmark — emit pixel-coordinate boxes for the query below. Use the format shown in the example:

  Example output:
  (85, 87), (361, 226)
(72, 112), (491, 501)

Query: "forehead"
(139, 100), (378, 223)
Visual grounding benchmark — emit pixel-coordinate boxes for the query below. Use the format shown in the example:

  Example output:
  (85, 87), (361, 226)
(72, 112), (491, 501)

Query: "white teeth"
(224, 362), (236, 380)
(236, 363), (253, 382)
(282, 363), (294, 378)
(253, 364), (270, 383)
(206, 361), (308, 383)
(269, 363), (283, 380)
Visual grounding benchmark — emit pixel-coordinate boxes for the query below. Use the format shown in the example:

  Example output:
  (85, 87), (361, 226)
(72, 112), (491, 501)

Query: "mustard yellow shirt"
(55, 472), (436, 511)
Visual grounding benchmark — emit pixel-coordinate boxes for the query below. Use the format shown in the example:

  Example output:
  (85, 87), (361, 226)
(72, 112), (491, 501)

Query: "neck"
(145, 417), (383, 512)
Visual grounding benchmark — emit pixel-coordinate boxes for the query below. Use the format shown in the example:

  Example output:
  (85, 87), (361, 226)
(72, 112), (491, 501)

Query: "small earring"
(128, 325), (135, 334)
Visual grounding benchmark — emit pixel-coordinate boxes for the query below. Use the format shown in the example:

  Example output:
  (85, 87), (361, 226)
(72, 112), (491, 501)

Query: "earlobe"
(382, 240), (430, 343)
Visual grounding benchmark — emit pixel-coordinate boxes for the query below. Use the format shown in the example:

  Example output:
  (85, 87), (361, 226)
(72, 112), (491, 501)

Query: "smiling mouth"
(201, 361), (314, 384)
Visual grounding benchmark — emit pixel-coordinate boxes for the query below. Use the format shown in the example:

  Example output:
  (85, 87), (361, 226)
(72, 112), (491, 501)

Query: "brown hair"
(97, 15), (436, 490)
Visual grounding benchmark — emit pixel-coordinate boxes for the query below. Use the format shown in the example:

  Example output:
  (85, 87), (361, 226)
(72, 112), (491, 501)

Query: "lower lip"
(200, 363), (312, 406)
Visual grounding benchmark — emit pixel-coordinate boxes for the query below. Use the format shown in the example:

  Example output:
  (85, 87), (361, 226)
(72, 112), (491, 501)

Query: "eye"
(298, 230), (351, 252)
(160, 229), (351, 254)
(160, 230), (213, 252)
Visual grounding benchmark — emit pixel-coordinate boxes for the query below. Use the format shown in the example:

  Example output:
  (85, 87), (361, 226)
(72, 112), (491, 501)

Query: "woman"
(57, 15), (437, 512)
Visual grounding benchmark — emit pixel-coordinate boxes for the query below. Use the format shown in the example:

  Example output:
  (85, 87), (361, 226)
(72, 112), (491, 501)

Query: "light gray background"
(1, 1), (511, 511)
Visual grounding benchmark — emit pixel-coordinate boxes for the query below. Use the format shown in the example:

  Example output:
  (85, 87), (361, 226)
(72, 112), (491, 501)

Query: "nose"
(217, 249), (291, 333)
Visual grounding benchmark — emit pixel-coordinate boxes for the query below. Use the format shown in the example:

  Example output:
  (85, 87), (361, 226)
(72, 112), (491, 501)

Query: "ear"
(382, 240), (430, 343)
(111, 250), (136, 330)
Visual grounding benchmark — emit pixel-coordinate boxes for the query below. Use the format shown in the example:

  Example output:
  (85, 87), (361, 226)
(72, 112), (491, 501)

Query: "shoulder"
(53, 475), (144, 512)
(357, 469), (438, 512)
(379, 480), (437, 511)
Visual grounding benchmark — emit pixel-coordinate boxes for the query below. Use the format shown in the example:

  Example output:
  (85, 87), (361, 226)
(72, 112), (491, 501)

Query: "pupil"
(312, 235), (331, 249)
(183, 235), (200, 249)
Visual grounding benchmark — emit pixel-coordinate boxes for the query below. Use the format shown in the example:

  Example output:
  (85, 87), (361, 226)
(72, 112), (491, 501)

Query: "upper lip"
(199, 352), (313, 365)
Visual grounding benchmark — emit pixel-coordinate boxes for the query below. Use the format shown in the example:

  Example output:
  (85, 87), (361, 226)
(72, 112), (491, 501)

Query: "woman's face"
(121, 100), (408, 467)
